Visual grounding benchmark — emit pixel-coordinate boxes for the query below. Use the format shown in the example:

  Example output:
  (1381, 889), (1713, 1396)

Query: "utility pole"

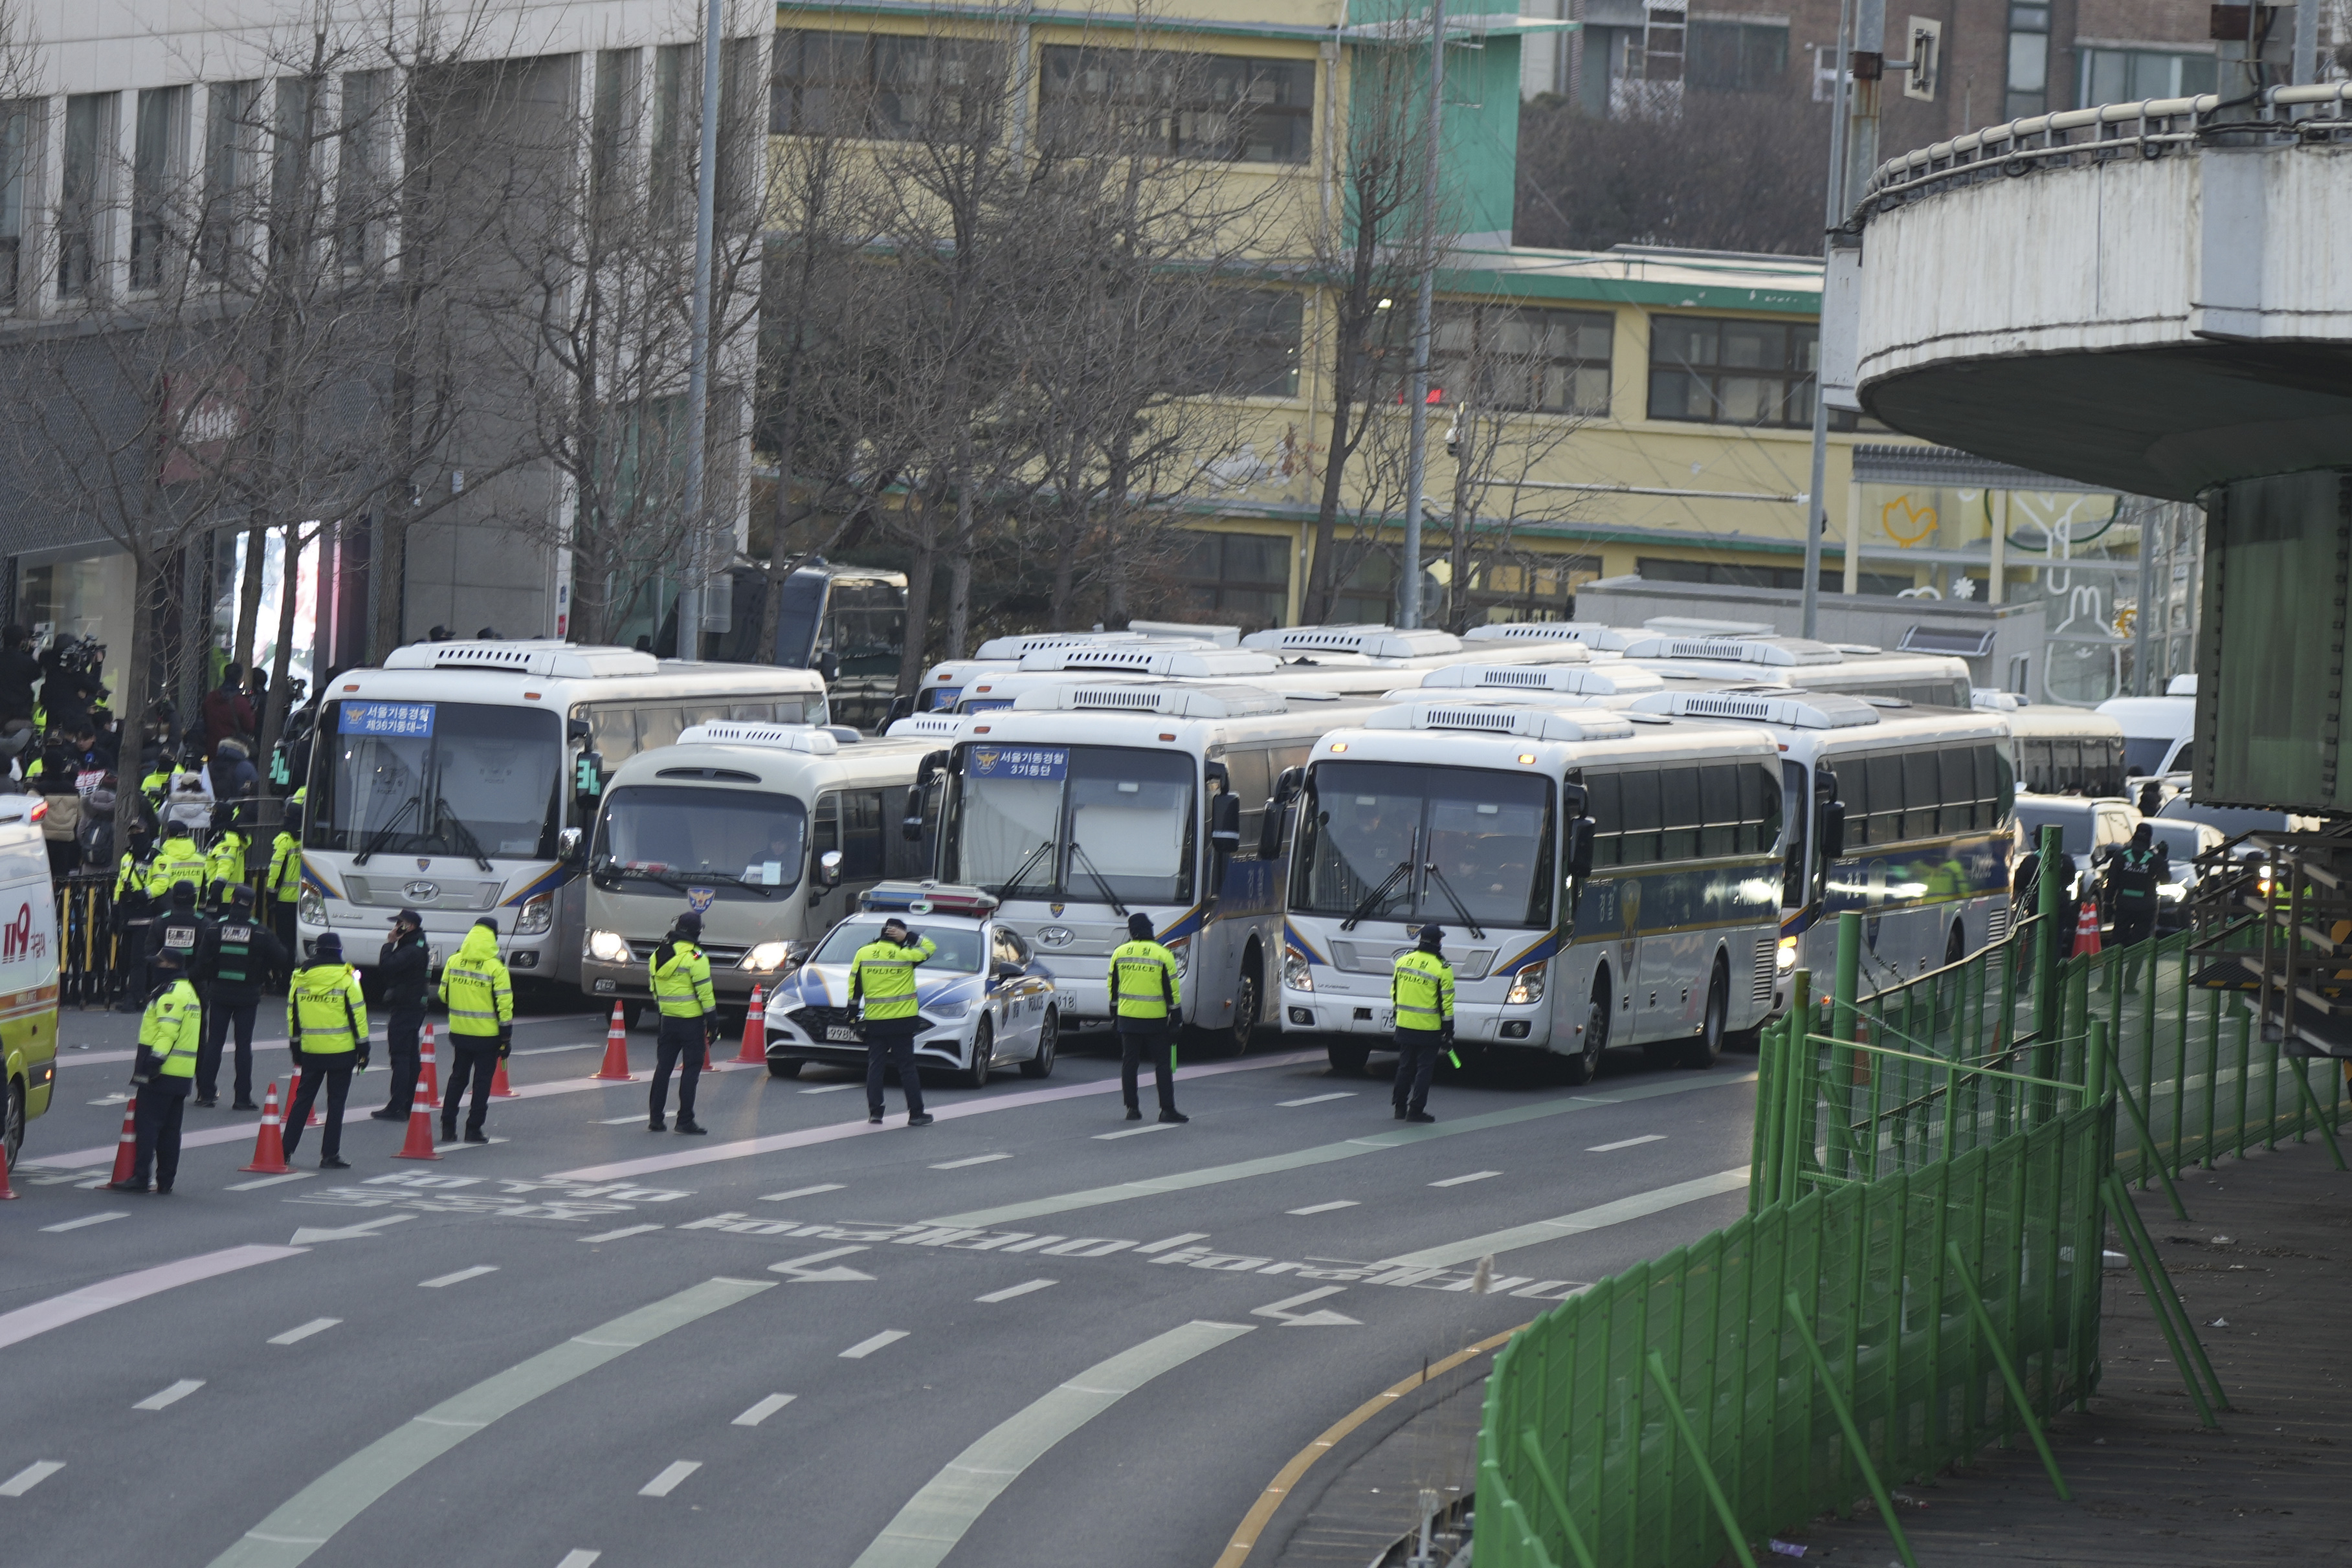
(1399, 0), (1447, 631)
(1801, 0), (1861, 639)
(676, 0), (726, 664)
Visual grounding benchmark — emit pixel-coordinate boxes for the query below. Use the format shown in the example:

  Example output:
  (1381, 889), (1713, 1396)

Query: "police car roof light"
(859, 880), (999, 917)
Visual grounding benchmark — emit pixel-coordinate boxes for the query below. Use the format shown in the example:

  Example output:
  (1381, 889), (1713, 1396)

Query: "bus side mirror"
(1258, 766), (1305, 861)
(1819, 801), (1847, 863)
(903, 748), (948, 841)
(885, 694), (914, 727)
(1210, 793), (1242, 856)
(559, 827), (584, 867)
(1566, 817), (1596, 881)
(815, 849), (843, 890)
(816, 650), (840, 683)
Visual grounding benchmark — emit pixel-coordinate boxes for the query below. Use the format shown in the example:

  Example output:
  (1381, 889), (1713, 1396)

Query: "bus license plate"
(827, 1026), (859, 1042)
(1377, 1010), (1394, 1028)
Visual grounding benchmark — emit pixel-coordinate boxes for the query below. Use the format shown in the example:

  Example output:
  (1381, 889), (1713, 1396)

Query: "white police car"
(763, 881), (1059, 1087)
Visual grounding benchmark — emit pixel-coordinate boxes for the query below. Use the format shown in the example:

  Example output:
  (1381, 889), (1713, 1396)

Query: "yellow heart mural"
(1881, 494), (1938, 546)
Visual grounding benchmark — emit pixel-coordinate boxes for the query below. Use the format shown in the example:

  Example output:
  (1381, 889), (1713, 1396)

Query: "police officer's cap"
(163, 818), (191, 836)
(390, 907), (423, 926)
(1127, 912), (1155, 940)
(1416, 923), (1445, 945)
(150, 945), (184, 973)
(676, 910), (703, 934)
(227, 882), (256, 909)
(313, 932), (342, 959)
(168, 880), (197, 909)
(471, 917), (498, 934)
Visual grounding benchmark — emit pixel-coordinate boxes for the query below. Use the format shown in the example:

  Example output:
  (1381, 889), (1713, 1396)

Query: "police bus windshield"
(942, 744), (1197, 907)
(1291, 762), (1556, 931)
(592, 785), (808, 896)
(309, 701), (562, 862)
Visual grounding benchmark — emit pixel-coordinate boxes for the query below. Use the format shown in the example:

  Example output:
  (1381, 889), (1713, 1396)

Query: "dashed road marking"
(1094, 1123), (1177, 1140)
(228, 1173), (311, 1191)
(598, 1115), (649, 1125)
(732, 1394), (795, 1427)
(839, 1330), (907, 1359)
(134, 1379), (205, 1411)
(42, 1211), (128, 1232)
(555, 1552), (601, 1568)
(269, 1319), (341, 1346)
(1375, 1167), (1750, 1268)
(1286, 1201), (1360, 1216)
(1134, 1232), (1209, 1253)
(0, 1246), (304, 1353)
(930, 1153), (1012, 1169)
(975, 1279), (1056, 1303)
(580, 1224), (663, 1244)
(419, 1266), (500, 1289)
(638, 1461), (700, 1497)
(1586, 1134), (1666, 1153)
(1278, 1092), (1356, 1107)
(1429, 1171), (1501, 1187)
(0, 1461), (63, 1496)
(432, 1138), (510, 1153)
(761, 1184), (845, 1202)
(799, 1083), (858, 1094)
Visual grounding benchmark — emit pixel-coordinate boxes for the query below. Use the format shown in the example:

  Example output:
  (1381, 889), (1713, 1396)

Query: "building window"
(337, 72), (387, 271)
(1686, 21), (1788, 92)
(2005, 3), (2050, 119)
(652, 44), (693, 228)
(129, 87), (184, 291)
(58, 93), (113, 299)
(1181, 289), (1304, 399)
(1636, 556), (1916, 597)
(1647, 315), (1817, 428)
(1037, 47), (1315, 164)
(1176, 531), (1290, 631)
(770, 30), (1006, 142)
(2079, 48), (2216, 107)
(200, 82), (256, 280)
(0, 100), (31, 310)
(272, 78), (317, 257)
(1335, 548), (1406, 626)
(592, 50), (638, 223)
(1432, 304), (1612, 415)
(1465, 553), (1599, 622)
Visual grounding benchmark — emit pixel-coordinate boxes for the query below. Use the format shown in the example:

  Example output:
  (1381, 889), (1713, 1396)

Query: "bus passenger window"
(841, 790), (886, 880)
(1940, 748), (1976, 834)
(1747, 764), (1783, 854)
(1867, 755), (1903, 844)
(1617, 771), (1661, 864)
(1699, 766), (1739, 857)
(1840, 758), (1870, 848)
(1658, 769), (1700, 861)
(1582, 773), (1622, 868)
(1903, 752), (1940, 839)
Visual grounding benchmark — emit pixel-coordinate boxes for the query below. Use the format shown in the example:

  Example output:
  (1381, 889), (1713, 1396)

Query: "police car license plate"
(827, 1026), (858, 1042)
(1377, 1010), (1395, 1028)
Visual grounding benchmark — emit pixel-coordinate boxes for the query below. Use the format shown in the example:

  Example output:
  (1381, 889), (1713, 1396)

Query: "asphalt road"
(4, 999), (1758, 1568)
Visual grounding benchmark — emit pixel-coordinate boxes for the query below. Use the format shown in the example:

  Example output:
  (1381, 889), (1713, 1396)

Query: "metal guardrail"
(1854, 82), (2352, 225)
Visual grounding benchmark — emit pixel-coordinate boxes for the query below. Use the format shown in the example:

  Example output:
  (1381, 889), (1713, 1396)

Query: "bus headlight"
(1283, 947), (1313, 992)
(515, 893), (555, 935)
(587, 929), (632, 963)
(296, 885), (326, 925)
(1506, 962), (1547, 1005)
(743, 941), (795, 973)
(1776, 936), (1798, 973)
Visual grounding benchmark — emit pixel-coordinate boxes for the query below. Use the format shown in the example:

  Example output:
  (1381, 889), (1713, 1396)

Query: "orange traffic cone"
(594, 1002), (634, 1081)
(239, 1081), (291, 1175)
(107, 1095), (140, 1185)
(2074, 899), (2103, 958)
(736, 985), (768, 1064)
(489, 1054), (519, 1098)
(393, 1047), (441, 1162)
(416, 1024), (443, 1107)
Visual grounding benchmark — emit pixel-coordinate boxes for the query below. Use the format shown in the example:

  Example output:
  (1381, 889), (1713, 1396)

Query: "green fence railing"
(1476, 1103), (2111, 1568)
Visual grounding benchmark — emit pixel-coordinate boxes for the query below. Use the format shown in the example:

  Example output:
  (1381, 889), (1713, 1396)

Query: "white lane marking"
(1430, 1171), (1502, 1187)
(599, 1115), (650, 1125)
(1251, 1287), (1359, 1327)
(289, 1216), (416, 1246)
(0, 1461), (64, 1496)
(1094, 1123), (1176, 1140)
(848, 1321), (1252, 1568)
(1285, 1200), (1360, 1215)
(513, 1041), (602, 1057)
(930, 1153), (1012, 1169)
(1133, 1232), (1209, 1254)
(555, 1552), (601, 1568)
(760, 1184), (845, 1202)
(975, 1279), (1056, 1303)
(432, 1138), (510, 1153)
(228, 1173), (311, 1191)
(839, 1330), (907, 1359)
(770, 1246), (876, 1283)
(419, 1266), (500, 1289)
(1586, 1134), (1667, 1153)
(269, 1319), (341, 1346)
(799, 1083), (858, 1094)
(638, 1461), (701, 1497)
(580, 1224), (663, 1244)
(1278, 1092), (1356, 1107)
(1376, 1168), (1751, 1268)
(59, 1048), (138, 1066)
(210, 1279), (770, 1568)
(42, 1211), (129, 1232)
(0, 1246), (304, 1351)
(731, 1393), (795, 1427)
(550, 1050), (1324, 1182)
(134, 1378), (205, 1411)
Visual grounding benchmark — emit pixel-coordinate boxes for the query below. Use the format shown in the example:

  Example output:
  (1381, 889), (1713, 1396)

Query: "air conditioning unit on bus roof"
(1125, 619), (1241, 646)
(1615, 634), (1842, 667)
(1013, 683), (1289, 719)
(1240, 624), (1463, 660)
(1415, 663), (1659, 696)
(885, 713), (966, 739)
(677, 722), (840, 754)
(1014, 645), (1281, 678)
(1630, 689), (1879, 729)
(970, 629), (1153, 661)
(1463, 621), (1637, 650)
(382, 640), (660, 678)
(1363, 700), (1636, 742)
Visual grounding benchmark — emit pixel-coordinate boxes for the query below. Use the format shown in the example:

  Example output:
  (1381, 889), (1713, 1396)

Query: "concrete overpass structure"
(1828, 82), (2352, 815)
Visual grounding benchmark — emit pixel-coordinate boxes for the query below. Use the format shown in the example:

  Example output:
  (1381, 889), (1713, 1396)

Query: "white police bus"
(1276, 696), (1787, 1082)
(298, 640), (828, 986)
(912, 681), (1382, 1053)
(1630, 688), (2017, 993)
(1467, 622), (1975, 707)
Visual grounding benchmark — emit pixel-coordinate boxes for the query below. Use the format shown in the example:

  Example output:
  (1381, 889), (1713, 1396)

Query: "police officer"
(852, 915), (935, 1128)
(283, 931), (368, 1169)
(111, 836), (156, 1012)
(266, 803), (303, 983)
(439, 918), (512, 1143)
(1391, 924), (1455, 1124)
(144, 818), (206, 903)
(196, 884), (282, 1110)
(106, 946), (201, 1193)
(1109, 912), (1188, 1124)
(369, 909), (432, 1121)
(2106, 823), (2168, 985)
(647, 911), (715, 1135)
(205, 803), (252, 902)
(148, 879), (213, 1052)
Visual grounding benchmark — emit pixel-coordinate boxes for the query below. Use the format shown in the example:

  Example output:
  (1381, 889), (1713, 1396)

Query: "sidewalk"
(1790, 1131), (2352, 1565)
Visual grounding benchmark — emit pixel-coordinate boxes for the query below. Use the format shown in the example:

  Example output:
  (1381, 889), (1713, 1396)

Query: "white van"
(0, 793), (59, 1168)
(2098, 674), (2197, 780)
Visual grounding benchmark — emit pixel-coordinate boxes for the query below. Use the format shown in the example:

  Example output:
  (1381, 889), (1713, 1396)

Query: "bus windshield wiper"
(1341, 830), (1421, 931)
(1067, 842), (1128, 919)
(993, 839), (1057, 898)
(428, 793), (494, 872)
(354, 793), (421, 865)
(1420, 861), (1487, 941)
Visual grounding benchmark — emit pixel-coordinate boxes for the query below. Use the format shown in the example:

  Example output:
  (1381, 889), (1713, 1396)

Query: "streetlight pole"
(676, 0), (726, 664)
(1399, 0), (1447, 630)
(1801, 0), (1859, 639)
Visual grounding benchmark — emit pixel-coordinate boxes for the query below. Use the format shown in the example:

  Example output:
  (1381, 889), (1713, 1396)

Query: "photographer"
(0, 625), (40, 727)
